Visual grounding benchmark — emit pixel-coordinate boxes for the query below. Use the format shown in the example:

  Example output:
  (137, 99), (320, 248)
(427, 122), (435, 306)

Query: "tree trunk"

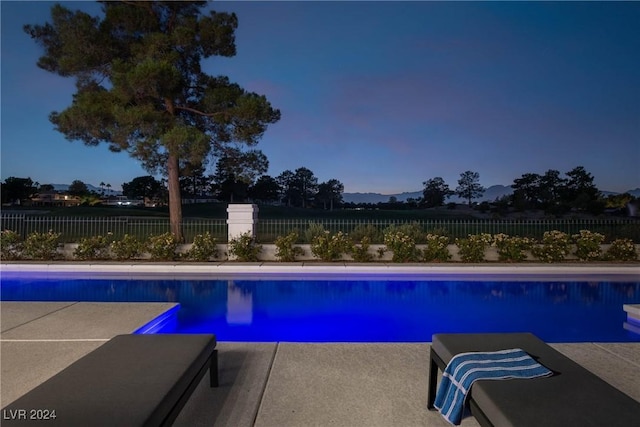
(167, 153), (184, 242)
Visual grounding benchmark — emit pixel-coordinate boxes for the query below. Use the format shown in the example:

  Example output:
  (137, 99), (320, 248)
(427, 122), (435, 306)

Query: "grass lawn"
(9, 203), (477, 220)
(4, 205), (168, 217)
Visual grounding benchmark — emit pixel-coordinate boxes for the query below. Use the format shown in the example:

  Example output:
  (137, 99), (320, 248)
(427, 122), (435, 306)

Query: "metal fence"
(256, 218), (640, 243)
(2, 215), (639, 243)
(1, 215), (228, 243)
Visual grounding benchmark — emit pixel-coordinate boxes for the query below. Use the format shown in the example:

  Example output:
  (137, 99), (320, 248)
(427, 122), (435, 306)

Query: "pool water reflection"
(1, 277), (639, 343)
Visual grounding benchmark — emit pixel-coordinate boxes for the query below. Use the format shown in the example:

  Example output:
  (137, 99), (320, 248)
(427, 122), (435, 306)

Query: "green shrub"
(492, 233), (532, 262)
(349, 236), (374, 262)
(185, 232), (218, 261)
(303, 222), (326, 243)
(110, 234), (144, 260)
(604, 238), (638, 261)
(426, 226), (449, 238)
(228, 232), (262, 261)
(349, 224), (383, 243)
(384, 223), (425, 243)
(74, 234), (113, 260)
(147, 232), (178, 261)
(1, 230), (22, 260)
(421, 234), (451, 262)
(22, 231), (61, 260)
(456, 233), (492, 262)
(274, 232), (304, 262)
(383, 230), (420, 263)
(311, 231), (350, 261)
(572, 230), (604, 261)
(532, 230), (571, 263)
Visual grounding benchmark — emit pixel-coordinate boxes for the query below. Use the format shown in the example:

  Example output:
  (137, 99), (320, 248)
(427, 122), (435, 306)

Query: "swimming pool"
(2, 271), (638, 343)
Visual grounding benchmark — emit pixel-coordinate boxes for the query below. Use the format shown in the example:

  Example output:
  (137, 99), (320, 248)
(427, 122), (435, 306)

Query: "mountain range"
(342, 185), (640, 204)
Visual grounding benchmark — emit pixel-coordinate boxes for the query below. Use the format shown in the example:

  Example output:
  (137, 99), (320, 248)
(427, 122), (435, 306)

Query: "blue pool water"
(1, 275), (639, 343)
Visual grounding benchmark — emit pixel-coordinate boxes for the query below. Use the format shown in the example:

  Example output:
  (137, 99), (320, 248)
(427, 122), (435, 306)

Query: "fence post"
(227, 204), (259, 257)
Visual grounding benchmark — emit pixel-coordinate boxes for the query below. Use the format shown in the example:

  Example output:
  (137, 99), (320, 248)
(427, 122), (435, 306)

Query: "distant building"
(29, 191), (81, 207)
(103, 195), (144, 207)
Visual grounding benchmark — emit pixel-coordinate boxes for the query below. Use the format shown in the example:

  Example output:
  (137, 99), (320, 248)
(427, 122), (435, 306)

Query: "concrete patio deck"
(1, 302), (639, 426)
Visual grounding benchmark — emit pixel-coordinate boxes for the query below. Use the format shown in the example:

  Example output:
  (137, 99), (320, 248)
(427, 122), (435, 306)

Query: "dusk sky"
(2, 1), (639, 194)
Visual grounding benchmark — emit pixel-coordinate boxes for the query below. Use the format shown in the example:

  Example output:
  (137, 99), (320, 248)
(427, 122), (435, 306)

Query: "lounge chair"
(1, 334), (218, 426)
(427, 333), (640, 427)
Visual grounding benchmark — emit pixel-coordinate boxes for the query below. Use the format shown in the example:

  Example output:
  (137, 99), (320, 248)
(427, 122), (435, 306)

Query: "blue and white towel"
(434, 348), (553, 425)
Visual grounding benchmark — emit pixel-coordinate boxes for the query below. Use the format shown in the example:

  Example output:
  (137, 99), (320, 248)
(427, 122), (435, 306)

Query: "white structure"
(226, 203), (259, 241)
(226, 281), (253, 325)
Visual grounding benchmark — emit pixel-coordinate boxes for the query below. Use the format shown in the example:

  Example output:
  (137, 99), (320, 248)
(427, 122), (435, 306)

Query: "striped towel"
(434, 348), (553, 425)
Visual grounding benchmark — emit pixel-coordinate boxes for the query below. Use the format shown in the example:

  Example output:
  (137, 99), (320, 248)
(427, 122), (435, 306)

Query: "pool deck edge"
(2, 262), (639, 279)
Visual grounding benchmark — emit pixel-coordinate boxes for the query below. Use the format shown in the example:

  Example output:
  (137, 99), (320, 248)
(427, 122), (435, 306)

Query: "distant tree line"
(421, 170), (486, 208)
(1, 177), (39, 205)
(157, 160), (345, 210)
(509, 166), (603, 215)
(0, 178), (126, 207)
(417, 166), (619, 216)
(414, 166), (612, 215)
(2, 165), (637, 217)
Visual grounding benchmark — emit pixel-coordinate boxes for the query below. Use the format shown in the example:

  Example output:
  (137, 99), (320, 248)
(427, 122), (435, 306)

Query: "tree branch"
(174, 105), (229, 118)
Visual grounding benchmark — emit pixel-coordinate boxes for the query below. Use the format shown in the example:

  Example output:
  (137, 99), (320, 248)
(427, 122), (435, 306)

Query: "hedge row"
(1, 229), (638, 263)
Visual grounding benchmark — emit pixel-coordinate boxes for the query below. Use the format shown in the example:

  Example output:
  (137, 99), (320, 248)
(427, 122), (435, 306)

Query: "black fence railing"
(2, 215), (639, 243)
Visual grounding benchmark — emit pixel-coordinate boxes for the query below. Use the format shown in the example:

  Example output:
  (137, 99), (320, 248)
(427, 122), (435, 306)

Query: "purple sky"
(2, 1), (639, 193)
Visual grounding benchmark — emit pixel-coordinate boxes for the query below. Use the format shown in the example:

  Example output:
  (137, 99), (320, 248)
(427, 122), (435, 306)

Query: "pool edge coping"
(1, 262), (638, 278)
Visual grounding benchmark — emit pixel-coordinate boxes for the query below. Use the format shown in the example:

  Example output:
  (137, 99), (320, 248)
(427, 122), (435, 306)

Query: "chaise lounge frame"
(427, 332), (640, 427)
(1, 334), (218, 426)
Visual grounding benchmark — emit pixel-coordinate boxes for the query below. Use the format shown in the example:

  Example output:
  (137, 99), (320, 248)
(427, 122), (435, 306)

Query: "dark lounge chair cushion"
(2, 334), (217, 427)
(432, 333), (640, 427)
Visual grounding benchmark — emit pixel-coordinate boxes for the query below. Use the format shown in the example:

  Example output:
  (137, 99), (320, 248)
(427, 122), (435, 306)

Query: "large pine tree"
(25, 1), (280, 240)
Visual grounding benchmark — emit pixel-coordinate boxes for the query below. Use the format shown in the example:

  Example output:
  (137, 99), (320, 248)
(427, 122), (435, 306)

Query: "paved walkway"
(1, 302), (639, 426)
